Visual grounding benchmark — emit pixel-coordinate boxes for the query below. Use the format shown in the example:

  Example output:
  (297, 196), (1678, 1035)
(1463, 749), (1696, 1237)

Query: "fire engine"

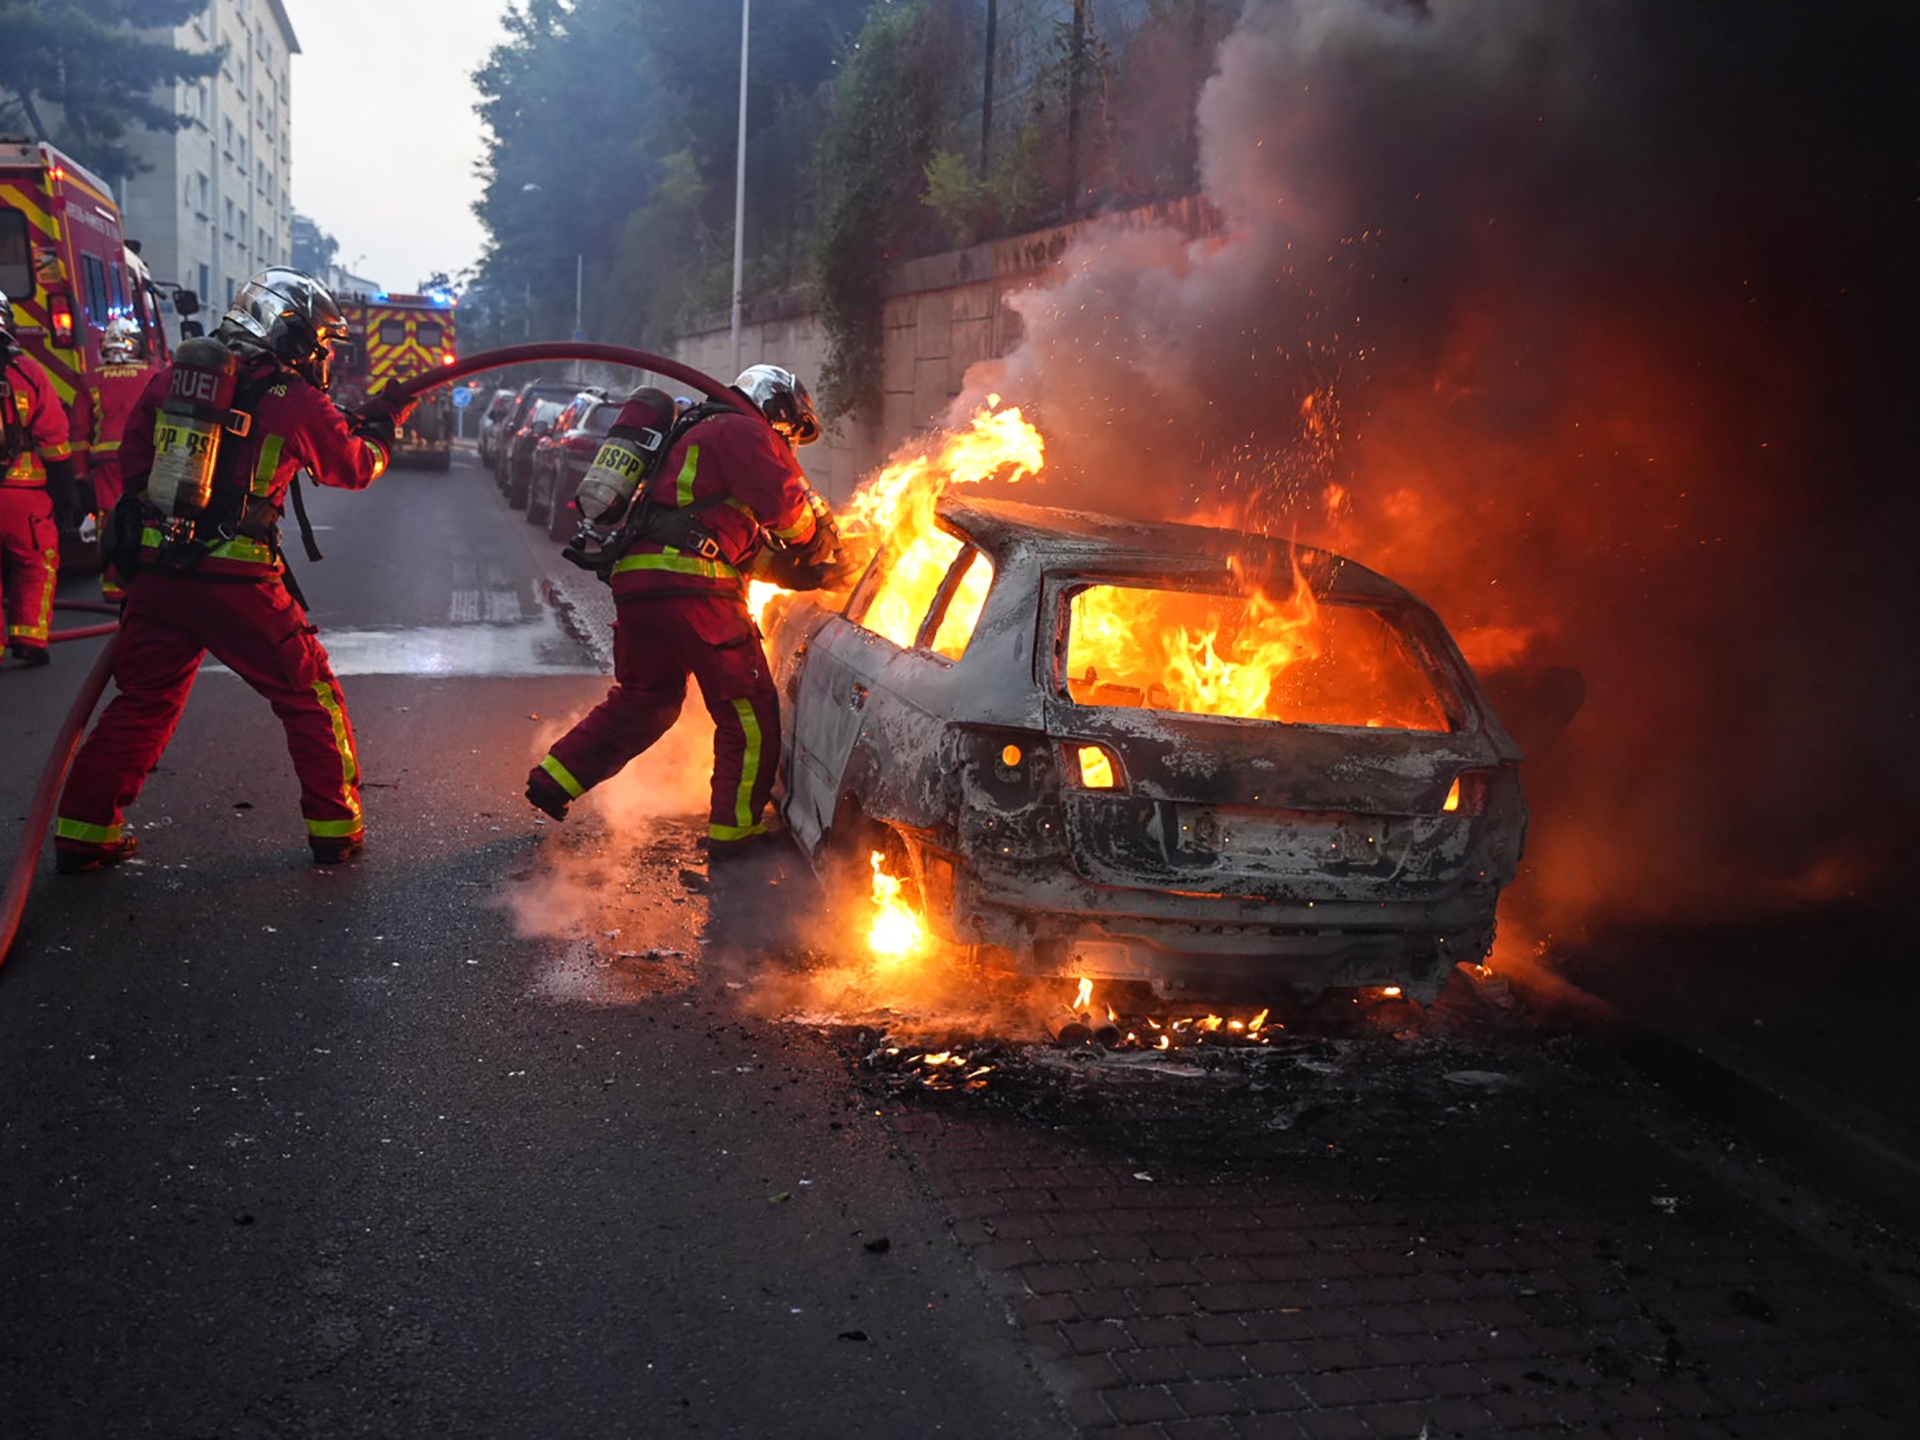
(1, 137), (183, 401)
(332, 291), (457, 469)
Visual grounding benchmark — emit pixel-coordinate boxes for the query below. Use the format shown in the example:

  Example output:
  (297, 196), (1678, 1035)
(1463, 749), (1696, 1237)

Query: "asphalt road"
(0, 448), (1066, 1438)
(6, 445), (1920, 1440)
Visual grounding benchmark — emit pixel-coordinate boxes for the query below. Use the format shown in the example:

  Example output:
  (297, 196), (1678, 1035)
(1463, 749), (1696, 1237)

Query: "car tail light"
(1070, 743), (1121, 790)
(1442, 771), (1492, 815)
(49, 294), (74, 345)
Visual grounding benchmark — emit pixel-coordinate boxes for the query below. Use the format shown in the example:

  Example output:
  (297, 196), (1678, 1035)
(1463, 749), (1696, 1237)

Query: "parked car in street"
(764, 495), (1530, 1003)
(527, 390), (622, 538)
(492, 379), (583, 494)
(476, 388), (516, 464)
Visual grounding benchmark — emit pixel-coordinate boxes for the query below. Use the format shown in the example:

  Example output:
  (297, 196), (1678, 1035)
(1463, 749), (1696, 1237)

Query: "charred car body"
(767, 496), (1528, 1001)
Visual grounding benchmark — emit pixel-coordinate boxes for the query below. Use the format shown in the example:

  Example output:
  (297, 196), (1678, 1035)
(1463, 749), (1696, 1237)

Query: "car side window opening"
(921, 546), (995, 661)
(0, 208), (32, 296)
(378, 320), (407, 346)
(853, 525), (966, 650)
(1061, 580), (1455, 733)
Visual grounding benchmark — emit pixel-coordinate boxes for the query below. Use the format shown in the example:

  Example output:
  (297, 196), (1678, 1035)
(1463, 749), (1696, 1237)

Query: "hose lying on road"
(5, 343), (716, 971)
(1, 636), (120, 969)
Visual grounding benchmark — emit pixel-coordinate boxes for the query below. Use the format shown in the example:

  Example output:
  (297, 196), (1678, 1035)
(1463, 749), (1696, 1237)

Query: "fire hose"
(2, 343), (738, 970)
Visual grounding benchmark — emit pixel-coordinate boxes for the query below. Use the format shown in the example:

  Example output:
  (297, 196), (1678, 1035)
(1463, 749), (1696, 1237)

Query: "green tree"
(812, 0), (972, 417)
(0, 0), (223, 182)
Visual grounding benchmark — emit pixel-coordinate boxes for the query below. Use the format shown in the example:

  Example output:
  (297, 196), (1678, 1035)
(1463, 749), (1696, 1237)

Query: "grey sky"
(287, 0), (510, 293)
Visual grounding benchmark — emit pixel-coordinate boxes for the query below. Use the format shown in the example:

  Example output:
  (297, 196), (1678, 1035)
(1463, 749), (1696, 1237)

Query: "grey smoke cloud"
(961, 0), (1920, 932)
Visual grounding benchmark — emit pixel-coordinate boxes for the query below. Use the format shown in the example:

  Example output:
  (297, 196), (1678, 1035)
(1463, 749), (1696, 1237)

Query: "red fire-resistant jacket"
(120, 356), (389, 578)
(70, 361), (160, 492)
(608, 405), (818, 603)
(2, 351), (75, 488)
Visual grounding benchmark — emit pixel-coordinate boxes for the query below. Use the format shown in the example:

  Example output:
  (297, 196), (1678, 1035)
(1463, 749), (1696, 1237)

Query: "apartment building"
(118, 0), (299, 315)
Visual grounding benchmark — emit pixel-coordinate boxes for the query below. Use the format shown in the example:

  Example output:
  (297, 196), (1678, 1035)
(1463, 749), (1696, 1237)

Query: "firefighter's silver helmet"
(733, 363), (821, 446)
(0, 288), (16, 349)
(102, 315), (144, 363)
(218, 267), (349, 384)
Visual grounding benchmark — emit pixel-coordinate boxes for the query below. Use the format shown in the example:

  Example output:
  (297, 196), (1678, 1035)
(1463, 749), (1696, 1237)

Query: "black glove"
(354, 383), (420, 447)
(45, 457), (90, 532)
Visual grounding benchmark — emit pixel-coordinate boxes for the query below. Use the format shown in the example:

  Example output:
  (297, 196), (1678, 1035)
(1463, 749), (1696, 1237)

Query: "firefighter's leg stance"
(57, 573), (363, 867)
(55, 578), (207, 868)
(529, 599), (690, 819)
(195, 579), (364, 859)
(676, 595), (781, 855)
(0, 489), (59, 660)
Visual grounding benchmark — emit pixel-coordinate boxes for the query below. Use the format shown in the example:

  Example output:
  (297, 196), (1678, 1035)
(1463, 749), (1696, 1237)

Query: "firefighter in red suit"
(71, 315), (162, 513)
(525, 365), (845, 862)
(54, 267), (413, 874)
(1, 288), (87, 665)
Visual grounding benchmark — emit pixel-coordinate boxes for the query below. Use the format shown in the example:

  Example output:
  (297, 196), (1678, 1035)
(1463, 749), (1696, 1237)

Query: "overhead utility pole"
(730, 0), (750, 377)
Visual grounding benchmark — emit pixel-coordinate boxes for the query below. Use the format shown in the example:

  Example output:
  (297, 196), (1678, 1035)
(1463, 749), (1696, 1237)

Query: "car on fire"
(526, 389), (622, 539)
(765, 495), (1528, 1003)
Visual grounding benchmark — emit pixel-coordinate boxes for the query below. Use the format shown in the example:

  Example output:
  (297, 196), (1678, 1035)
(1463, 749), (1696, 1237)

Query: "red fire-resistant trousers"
(56, 570), (363, 857)
(538, 593), (781, 845)
(0, 487), (58, 648)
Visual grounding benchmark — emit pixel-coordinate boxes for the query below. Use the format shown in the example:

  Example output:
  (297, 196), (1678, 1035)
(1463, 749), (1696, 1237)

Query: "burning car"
(766, 493), (1528, 1003)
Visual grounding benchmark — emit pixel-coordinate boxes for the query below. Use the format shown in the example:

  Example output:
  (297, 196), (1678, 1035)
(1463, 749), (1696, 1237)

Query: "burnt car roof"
(937, 495), (1417, 605)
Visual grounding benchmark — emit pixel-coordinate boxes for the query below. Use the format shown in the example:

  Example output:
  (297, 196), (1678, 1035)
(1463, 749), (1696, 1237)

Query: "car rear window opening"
(1064, 581), (1453, 732)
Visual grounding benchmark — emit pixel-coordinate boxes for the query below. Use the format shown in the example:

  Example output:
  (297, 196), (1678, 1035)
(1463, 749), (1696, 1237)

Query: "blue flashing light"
(374, 291), (389, 301)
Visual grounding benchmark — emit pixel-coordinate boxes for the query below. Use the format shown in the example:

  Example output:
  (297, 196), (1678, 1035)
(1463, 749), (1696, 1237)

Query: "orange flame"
(867, 851), (928, 961)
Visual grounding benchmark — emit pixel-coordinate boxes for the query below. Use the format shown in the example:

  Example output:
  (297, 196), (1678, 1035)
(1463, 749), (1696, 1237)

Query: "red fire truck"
(332, 291), (457, 469)
(1, 137), (183, 402)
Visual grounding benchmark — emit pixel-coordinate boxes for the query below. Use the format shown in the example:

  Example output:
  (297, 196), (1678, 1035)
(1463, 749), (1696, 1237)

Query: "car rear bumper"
(932, 850), (1500, 999)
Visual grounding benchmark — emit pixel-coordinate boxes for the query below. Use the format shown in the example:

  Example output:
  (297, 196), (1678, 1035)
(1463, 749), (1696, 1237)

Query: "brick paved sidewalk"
(876, 1041), (1920, 1440)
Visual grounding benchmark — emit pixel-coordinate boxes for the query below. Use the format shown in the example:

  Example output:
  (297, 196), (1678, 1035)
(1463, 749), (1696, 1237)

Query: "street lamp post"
(730, 0), (749, 377)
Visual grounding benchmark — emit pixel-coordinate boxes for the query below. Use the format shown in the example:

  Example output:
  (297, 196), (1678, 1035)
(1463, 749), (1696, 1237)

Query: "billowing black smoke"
(962, 0), (1920, 933)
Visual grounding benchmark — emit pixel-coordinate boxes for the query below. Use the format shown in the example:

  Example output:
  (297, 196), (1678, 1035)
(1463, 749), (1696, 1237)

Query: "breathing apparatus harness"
(1, 354), (33, 472)
(560, 397), (745, 583)
(112, 335), (326, 589)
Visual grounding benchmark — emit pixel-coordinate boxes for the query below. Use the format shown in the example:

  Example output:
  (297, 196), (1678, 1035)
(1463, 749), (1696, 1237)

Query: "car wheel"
(526, 468), (549, 525)
(506, 461), (531, 510)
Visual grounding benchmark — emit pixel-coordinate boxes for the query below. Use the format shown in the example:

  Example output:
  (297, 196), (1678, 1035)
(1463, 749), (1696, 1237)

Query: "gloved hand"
(45, 458), (91, 533)
(354, 382), (420, 447)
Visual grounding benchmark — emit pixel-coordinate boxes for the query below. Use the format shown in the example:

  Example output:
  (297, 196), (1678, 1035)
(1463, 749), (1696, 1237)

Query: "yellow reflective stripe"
(768, 513), (813, 541)
(92, 439), (122, 454)
(609, 551), (738, 580)
(311, 680), (362, 827)
(136, 526), (278, 565)
(209, 536), (276, 563)
(729, 697), (762, 831)
(675, 444), (699, 507)
(539, 754), (586, 798)
(709, 821), (769, 842)
(252, 434), (285, 495)
(305, 817), (362, 838)
(56, 817), (123, 845)
(41, 441), (73, 460)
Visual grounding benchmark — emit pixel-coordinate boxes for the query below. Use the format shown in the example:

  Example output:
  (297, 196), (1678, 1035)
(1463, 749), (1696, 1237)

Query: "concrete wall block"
(914, 293), (953, 359)
(912, 355), (956, 426)
(948, 317), (994, 393)
(952, 281), (1000, 323)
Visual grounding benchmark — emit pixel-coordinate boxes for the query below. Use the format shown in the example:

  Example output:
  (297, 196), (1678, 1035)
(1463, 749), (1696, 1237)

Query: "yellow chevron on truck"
(333, 291), (457, 470)
(3, 136), (181, 405)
